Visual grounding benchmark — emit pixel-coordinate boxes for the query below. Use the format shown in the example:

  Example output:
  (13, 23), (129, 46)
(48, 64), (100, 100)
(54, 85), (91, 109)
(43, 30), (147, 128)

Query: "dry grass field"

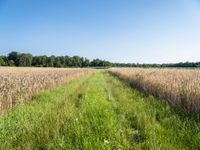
(0, 67), (91, 112)
(110, 68), (200, 113)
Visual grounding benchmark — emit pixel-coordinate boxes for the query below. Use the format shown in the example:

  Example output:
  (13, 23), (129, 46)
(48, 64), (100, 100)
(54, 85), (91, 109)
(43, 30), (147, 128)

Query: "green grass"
(0, 71), (200, 149)
(106, 72), (200, 150)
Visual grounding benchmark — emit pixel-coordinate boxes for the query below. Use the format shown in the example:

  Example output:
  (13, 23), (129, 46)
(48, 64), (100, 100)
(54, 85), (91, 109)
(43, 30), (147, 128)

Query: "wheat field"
(109, 68), (200, 113)
(0, 67), (91, 112)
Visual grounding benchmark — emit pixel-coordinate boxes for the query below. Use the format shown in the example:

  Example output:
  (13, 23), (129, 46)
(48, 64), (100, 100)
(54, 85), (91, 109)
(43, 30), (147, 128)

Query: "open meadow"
(0, 67), (200, 149)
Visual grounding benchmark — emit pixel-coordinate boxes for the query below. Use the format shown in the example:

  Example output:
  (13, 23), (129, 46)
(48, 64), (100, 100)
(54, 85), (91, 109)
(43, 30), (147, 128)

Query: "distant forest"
(0, 51), (200, 68)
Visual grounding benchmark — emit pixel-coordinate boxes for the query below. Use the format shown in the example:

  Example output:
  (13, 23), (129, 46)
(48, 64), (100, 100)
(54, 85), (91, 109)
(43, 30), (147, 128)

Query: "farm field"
(1, 0), (199, 149)
(0, 67), (92, 113)
(110, 68), (200, 113)
(0, 69), (200, 149)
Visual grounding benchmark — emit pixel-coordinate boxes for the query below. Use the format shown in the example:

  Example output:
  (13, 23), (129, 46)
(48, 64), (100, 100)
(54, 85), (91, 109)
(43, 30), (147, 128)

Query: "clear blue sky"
(0, 0), (200, 63)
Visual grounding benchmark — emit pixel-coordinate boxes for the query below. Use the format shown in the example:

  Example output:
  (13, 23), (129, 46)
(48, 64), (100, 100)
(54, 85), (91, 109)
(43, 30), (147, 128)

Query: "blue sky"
(0, 0), (200, 63)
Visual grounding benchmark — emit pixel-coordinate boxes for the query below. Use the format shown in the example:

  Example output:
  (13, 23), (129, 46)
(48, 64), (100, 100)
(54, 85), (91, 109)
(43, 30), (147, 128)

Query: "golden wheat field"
(0, 67), (91, 112)
(110, 68), (200, 112)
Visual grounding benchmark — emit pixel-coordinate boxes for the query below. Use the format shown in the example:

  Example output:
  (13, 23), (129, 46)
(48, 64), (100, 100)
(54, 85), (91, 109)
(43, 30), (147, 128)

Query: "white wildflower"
(104, 139), (109, 144)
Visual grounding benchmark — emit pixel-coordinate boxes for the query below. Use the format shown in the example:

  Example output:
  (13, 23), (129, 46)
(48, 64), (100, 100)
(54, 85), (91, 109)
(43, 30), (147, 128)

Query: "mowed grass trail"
(0, 71), (200, 149)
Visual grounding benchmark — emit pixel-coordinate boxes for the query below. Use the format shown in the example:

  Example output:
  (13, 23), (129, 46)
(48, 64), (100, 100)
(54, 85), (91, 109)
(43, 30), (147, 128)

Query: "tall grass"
(0, 72), (134, 149)
(1, 71), (200, 149)
(0, 67), (92, 113)
(106, 71), (200, 149)
(109, 68), (200, 113)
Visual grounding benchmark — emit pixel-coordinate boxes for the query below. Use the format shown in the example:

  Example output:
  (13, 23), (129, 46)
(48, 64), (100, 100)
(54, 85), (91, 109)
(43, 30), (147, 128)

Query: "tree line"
(0, 51), (111, 67)
(0, 51), (199, 68)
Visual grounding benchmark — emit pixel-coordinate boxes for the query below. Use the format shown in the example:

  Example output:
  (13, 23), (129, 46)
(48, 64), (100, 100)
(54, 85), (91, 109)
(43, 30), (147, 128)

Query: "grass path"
(0, 71), (200, 149)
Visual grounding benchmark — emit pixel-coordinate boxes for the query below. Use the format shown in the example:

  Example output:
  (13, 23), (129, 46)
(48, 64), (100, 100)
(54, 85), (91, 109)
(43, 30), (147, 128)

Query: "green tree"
(67, 57), (73, 67)
(40, 56), (48, 67)
(0, 56), (6, 66)
(8, 51), (19, 66)
(53, 57), (62, 67)
(90, 59), (101, 66)
(82, 58), (90, 67)
(32, 56), (39, 66)
(58, 56), (65, 67)
(47, 56), (55, 67)
(18, 53), (33, 66)
(64, 56), (70, 67)
(8, 60), (15, 66)
(71, 56), (82, 67)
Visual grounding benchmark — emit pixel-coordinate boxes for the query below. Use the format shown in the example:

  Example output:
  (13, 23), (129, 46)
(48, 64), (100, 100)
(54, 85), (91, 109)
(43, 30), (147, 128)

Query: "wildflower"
(104, 139), (109, 144)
